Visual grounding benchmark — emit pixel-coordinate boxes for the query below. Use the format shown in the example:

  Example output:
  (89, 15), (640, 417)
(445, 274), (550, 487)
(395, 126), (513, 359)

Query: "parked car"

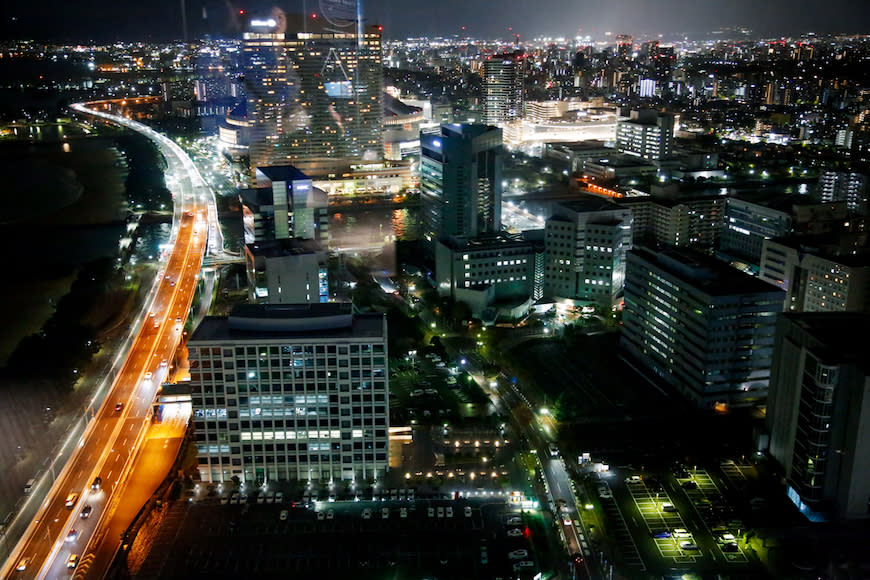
(508, 549), (528, 559)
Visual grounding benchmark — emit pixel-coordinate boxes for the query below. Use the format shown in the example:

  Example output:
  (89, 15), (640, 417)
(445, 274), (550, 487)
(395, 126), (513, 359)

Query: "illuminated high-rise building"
(616, 108), (675, 161)
(622, 247), (785, 408)
(767, 313), (870, 521)
(242, 10), (383, 175)
(615, 35), (633, 61)
(483, 52), (525, 125)
(420, 124), (503, 253)
(188, 303), (389, 484)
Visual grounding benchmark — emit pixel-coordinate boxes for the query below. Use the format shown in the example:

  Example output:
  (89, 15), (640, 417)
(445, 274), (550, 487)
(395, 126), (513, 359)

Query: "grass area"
(0, 274), (76, 366)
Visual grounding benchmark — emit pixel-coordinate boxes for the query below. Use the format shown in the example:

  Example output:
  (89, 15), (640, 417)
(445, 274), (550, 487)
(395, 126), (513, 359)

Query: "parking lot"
(134, 491), (548, 579)
(584, 462), (761, 577)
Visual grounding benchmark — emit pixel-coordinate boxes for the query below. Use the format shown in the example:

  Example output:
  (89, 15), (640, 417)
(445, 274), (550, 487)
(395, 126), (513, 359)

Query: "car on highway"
(66, 529), (78, 543)
(508, 549), (528, 559)
(16, 557), (30, 571)
(80, 505), (93, 519)
(144, 371), (153, 381)
(91, 476), (102, 490)
(114, 402), (124, 412)
(67, 554), (79, 569)
(65, 492), (79, 508)
(562, 514), (572, 526)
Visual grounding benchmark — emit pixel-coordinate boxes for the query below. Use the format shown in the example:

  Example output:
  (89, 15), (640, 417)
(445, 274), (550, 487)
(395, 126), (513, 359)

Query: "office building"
(615, 35), (633, 61)
(484, 52), (525, 125)
(242, 12), (384, 174)
(759, 233), (870, 312)
(621, 247), (785, 408)
(616, 108), (675, 161)
(240, 166), (328, 244)
(767, 313), (870, 521)
(189, 303), (389, 484)
(721, 195), (850, 273)
(544, 196), (633, 308)
(719, 195), (793, 271)
(434, 232), (543, 318)
(245, 238), (329, 304)
(619, 192), (724, 250)
(420, 124), (503, 252)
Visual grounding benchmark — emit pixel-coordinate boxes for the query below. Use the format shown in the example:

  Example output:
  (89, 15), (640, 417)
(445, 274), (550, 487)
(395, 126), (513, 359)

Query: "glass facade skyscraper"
(243, 12), (383, 174)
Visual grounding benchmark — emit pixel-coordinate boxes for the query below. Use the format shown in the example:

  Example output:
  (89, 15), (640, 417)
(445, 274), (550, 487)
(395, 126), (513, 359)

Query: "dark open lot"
(500, 331), (762, 467)
(129, 496), (550, 580)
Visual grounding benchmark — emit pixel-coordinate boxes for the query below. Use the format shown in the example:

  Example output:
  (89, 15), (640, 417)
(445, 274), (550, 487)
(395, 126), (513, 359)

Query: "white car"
(362, 508), (372, 520)
(513, 560), (534, 570)
(464, 506), (472, 518)
(508, 549), (528, 559)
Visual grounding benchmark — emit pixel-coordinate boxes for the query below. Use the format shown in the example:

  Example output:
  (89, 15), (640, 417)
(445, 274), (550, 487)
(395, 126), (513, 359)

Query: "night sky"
(2, 0), (869, 42)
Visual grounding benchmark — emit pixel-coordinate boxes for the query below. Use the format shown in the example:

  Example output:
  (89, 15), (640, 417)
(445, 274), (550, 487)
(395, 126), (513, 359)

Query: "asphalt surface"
(1, 102), (209, 580)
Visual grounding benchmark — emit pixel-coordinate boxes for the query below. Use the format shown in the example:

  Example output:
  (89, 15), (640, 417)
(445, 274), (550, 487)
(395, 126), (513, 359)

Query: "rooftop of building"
(585, 154), (657, 169)
(767, 232), (870, 264)
(631, 246), (785, 296)
(729, 190), (829, 213)
(553, 194), (628, 216)
(246, 238), (325, 258)
(256, 165), (310, 184)
(784, 312), (870, 372)
(383, 93), (422, 117)
(439, 123), (501, 140)
(617, 191), (725, 207)
(546, 140), (612, 153)
(190, 303), (385, 342)
(439, 231), (538, 251)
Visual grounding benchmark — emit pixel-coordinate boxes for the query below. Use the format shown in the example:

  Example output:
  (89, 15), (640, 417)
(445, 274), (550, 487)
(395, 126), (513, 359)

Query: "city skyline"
(2, 0), (870, 42)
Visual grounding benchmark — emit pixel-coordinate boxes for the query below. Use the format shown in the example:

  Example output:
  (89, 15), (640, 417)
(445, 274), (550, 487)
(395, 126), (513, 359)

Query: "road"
(456, 346), (599, 580)
(1, 101), (211, 579)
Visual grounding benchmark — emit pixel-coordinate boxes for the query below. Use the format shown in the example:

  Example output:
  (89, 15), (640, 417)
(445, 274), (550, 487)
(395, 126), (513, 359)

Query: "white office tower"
(189, 304), (389, 484)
